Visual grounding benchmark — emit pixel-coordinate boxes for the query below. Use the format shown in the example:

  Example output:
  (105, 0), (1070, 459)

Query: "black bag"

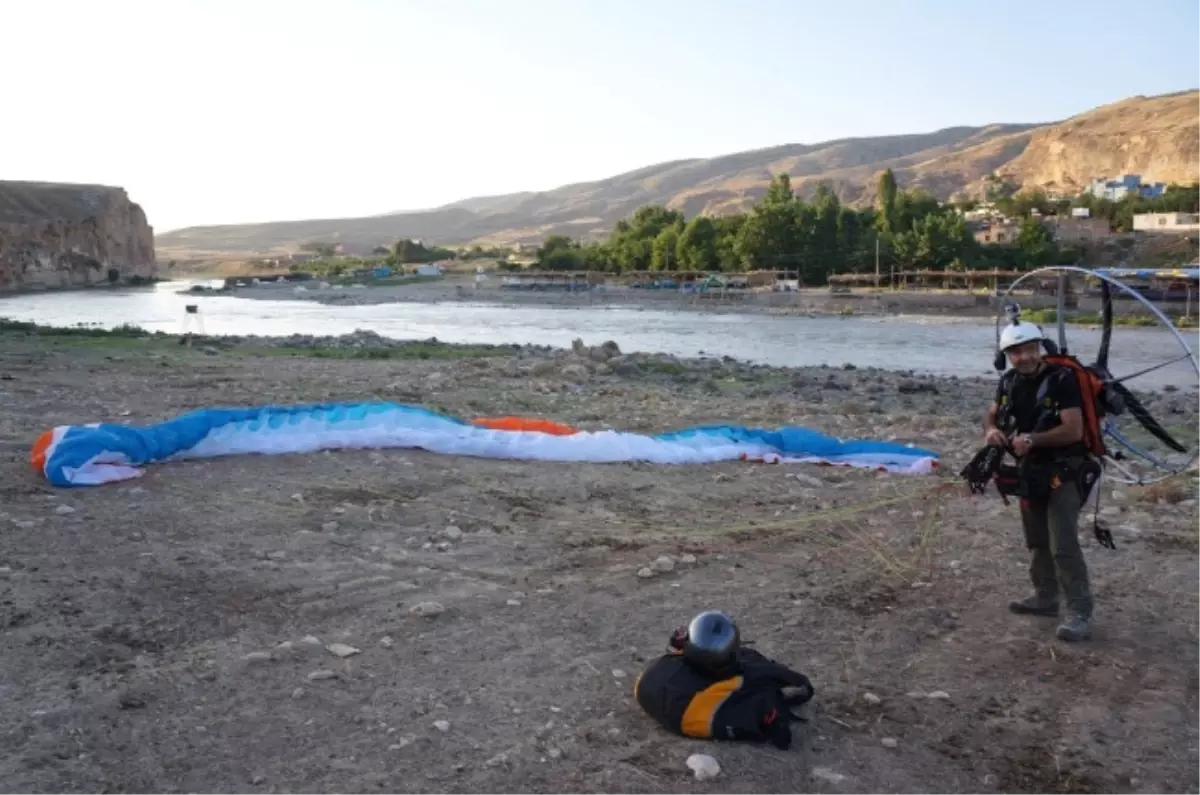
(634, 646), (814, 750)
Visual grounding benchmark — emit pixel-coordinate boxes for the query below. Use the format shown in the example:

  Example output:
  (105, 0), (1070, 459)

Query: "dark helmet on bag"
(683, 610), (740, 672)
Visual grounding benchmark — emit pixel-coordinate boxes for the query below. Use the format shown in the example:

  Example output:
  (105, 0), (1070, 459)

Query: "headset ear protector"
(993, 348), (1007, 372)
(995, 302), (1019, 372)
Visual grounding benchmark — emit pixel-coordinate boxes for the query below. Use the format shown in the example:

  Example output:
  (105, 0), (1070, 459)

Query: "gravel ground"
(0, 329), (1196, 793)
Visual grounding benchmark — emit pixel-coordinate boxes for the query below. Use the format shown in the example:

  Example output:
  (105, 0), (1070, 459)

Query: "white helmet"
(999, 321), (1046, 352)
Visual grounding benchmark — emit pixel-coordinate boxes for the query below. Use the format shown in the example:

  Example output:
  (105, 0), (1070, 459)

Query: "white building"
(1132, 212), (1200, 233)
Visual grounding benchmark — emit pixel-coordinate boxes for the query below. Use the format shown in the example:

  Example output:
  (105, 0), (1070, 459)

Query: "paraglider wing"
(32, 402), (941, 488)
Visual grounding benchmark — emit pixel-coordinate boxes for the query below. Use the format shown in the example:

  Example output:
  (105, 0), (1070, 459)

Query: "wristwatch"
(1020, 433), (1034, 448)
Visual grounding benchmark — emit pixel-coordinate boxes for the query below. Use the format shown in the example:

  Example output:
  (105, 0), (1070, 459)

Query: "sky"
(1, 0), (1196, 233)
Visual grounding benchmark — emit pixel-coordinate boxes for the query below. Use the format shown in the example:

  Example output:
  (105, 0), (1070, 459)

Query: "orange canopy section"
(471, 416), (580, 436)
(30, 428), (54, 473)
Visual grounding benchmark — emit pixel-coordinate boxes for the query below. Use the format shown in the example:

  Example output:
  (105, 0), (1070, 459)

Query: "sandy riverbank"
(0, 328), (1196, 792)
(213, 277), (1012, 318)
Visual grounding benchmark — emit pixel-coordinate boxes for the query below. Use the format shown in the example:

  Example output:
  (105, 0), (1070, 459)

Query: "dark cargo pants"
(1020, 481), (1094, 618)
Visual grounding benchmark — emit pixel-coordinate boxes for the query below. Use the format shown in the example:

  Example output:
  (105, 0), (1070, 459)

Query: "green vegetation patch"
(1021, 308), (1195, 328)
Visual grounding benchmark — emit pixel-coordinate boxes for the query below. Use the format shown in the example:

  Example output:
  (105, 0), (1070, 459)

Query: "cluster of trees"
(302, 256), (380, 278)
(302, 239), (514, 267)
(535, 171), (1064, 280)
(295, 174), (1198, 283)
(296, 238), (458, 278)
(385, 238), (456, 264)
(299, 241), (340, 258)
(460, 244), (515, 260)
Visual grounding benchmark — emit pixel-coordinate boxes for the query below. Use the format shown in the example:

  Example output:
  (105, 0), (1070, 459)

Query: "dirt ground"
(0, 331), (1197, 793)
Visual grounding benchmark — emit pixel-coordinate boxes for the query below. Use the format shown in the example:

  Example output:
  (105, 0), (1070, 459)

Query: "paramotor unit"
(996, 265), (1198, 486)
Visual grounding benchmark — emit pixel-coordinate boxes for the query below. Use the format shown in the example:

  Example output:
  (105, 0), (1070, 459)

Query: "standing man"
(984, 321), (1094, 642)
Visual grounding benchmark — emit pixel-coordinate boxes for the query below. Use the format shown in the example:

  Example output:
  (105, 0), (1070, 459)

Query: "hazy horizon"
(3, 0), (1197, 233)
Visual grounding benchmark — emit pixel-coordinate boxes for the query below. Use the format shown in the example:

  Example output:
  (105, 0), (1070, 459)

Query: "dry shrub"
(1134, 477), (1197, 505)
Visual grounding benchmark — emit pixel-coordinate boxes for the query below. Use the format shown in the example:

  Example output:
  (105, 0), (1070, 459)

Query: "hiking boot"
(1008, 594), (1060, 616)
(1056, 613), (1093, 642)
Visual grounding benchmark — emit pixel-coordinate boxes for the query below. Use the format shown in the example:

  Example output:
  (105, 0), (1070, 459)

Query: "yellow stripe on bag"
(680, 676), (743, 739)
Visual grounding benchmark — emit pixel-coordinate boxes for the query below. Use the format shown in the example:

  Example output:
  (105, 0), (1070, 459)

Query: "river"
(1, 282), (1196, 390)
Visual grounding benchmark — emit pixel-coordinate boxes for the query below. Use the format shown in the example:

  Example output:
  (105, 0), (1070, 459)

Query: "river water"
(1, 282), (1196, 390)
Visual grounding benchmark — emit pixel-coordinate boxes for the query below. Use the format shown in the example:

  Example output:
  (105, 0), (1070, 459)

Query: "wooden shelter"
(827, 269), (1027, 293)
(613, 270), (787, 289)
(498, 271), (604, 290)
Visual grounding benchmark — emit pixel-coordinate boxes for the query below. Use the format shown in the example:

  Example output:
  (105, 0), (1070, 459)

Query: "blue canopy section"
(654, 423), (938, 460)
(1094, 267), (1199, 282)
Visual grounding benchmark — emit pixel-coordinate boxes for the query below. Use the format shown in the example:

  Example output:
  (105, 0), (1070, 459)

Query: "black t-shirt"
(994, 364), (1087, 462)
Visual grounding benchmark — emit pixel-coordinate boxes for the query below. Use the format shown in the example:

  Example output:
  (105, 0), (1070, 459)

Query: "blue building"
(1083, 174), (1166, 201)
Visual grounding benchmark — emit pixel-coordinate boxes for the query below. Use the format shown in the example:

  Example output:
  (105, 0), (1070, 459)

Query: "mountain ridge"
(155, 90), (1199, 257)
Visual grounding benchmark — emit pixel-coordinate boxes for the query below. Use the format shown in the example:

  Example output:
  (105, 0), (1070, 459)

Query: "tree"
(301, 241), (338, 258)
(651, 226), (681, 271)
(607, 205), (683, 271)
(1017, 217), (1056, 268)
(952, 195), (979, 213)
(876, 169), (898, 235)
(890, 210), (974, 270)
(984, 174), (1019, 202)
(536, 235), (585, 271)
(736, 174), (800, 270)
(762, 173), (795, 207)
(894, 189), (940, 234)
(581, 242), (617, 272)
(676, 216), (720, 271)
(1008, 190), (1054, 218)
(391, 238), (455, 264)
(713, 215), (745, 271)
(811, 185), (842, 280)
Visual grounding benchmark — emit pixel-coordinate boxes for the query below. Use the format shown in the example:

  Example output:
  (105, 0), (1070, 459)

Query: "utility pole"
(874, 237), (880, 289)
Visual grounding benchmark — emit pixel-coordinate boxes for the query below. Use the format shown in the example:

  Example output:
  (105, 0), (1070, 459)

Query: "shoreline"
(0, 317), (984, 380)
(200, 278), (1199, 328)
(202, 278), (1010, 320)
(0, 277), (165, 297)
(3, 319), (1194, 398)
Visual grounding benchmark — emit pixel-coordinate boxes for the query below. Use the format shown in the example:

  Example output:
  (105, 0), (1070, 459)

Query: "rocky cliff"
(0, 181), (156, 290)
(994, 91), (1200, 194)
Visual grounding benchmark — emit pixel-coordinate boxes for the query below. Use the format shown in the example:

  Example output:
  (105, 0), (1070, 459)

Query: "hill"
(156, 90), (1199, 259)
(994, 90), (1199, 193)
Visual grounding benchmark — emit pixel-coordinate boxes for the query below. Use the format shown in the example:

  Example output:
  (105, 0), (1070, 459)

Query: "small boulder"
(410, 601), (446, 617)
(561, 364), (591, 383)
(686, 754), (721, 781)
(651, 555), (675, 573)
